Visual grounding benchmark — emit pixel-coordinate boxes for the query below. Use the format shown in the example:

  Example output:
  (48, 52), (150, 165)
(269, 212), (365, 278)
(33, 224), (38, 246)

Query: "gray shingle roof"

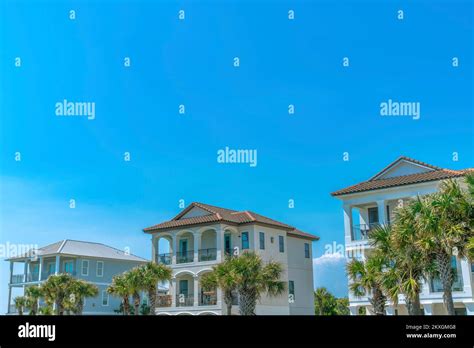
(7, 240), (148, 262)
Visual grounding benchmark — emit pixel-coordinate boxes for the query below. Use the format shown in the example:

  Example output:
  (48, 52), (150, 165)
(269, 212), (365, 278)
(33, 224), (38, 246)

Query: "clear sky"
(0, 0), (473, 313)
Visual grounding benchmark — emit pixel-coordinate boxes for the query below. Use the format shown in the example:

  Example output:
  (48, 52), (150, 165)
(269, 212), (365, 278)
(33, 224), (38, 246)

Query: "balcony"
(199, 248), (217, 262)
(10, 274), (25, 284)
(430, 277), (463, 293)
(156, 253), (172, 265)
(200, 292), (217, 306)
(351, 223), (380, 241)
(176, 294), (194, 307)
(156, 295), (172, 307)
(176, 251), (194, 264)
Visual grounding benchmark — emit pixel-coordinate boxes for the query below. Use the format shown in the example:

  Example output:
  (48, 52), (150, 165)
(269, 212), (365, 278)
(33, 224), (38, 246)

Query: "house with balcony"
(331, 156), (474, 315)
(6, 239), (147, 314)
(143, 202), (319, 315)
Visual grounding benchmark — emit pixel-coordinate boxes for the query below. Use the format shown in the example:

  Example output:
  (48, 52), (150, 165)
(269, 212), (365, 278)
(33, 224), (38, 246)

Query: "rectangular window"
(81, 260), (89, 276)
(96, 261), (104, 277)
(259, 232), (265, 250)
(289, 280), (295, 301)
(368, 207), (379, 224)
(47, 263), (55, 275)
(64, 261), (74, 274)
(242, 232), (249, 250)
(102, 290), (109, 306)
(279, 236), (284, 253)
(304, 243), (310, 258)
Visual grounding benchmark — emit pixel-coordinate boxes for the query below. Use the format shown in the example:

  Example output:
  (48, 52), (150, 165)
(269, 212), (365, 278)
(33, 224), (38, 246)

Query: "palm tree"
(14, 296), (27, 315)
(107, 274), (132, 315)
(24, 286), (43, 315)
(41, 273), (74, 315)
(230, 251), (285, 315)
(463, 173), (474, 260)
(201, 256), (238, 315)
(347, 255), (387, 315)
(139, 262), (172, 315)
(416, 180), (472, 315)
(314, 287), (336, 315)
(124, 268), (143, 315)
(68, 279), (99, 315)
(370, 213), (429, 315)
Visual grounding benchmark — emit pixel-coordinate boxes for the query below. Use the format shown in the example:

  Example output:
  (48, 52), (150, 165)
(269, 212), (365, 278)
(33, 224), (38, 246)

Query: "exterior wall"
(377, 161), (431, 179)
(287, 236), (314, 315)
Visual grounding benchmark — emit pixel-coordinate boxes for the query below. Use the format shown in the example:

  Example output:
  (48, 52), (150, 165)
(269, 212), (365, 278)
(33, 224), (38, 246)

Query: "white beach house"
(331, 156), (474, 315)
(144, 202), (319, 315)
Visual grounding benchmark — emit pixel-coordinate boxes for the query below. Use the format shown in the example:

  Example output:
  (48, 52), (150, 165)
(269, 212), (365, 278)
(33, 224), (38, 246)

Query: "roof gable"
(370, 156), (440, 181)
(178, 206), (212, 219)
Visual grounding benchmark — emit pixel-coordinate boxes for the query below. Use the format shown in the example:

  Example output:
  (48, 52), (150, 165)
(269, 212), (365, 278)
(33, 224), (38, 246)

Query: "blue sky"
(0, 0), (473, 312)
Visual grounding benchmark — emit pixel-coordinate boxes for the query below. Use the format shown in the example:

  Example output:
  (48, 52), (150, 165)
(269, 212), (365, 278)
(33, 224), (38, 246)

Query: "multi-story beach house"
(331, 156), (474, 315)
(6, 239), (147, 315)
(143, 202), (318, 315)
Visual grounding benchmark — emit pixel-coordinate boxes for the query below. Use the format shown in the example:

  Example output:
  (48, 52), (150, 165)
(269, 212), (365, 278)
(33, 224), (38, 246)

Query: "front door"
(179, 279), (188, 296)
(179, 239), (188, 254)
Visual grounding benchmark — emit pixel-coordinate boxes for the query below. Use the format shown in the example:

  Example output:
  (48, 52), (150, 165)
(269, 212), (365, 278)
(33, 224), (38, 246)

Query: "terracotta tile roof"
(143, 202), (319, 240)
(331, 157), (469, 197)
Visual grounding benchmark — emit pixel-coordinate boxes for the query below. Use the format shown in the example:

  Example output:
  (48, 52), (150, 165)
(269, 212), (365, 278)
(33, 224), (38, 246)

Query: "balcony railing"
(11, 274), (25, 284)
(156, 295), (172, 307)
(200, 293), (217, 306)
(176, 251), (194, 264)
(351, 223), (380, 241)
(156, 253), (172, 265)
(176, 294), (194, 307)
(430, 277), (464, 293)
(9, 304), (17, 313)
(199, 248), (217, 262)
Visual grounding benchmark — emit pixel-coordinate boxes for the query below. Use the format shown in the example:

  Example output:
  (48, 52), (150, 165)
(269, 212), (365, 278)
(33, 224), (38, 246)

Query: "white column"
(9, 261), (13, 284)
(171, 278), (177, 307)
(217, 288), (223, 307)
(38, 257), (43, 281)
(23, 260), (28, 282)
(216, 227), (224, 262)
(423, 304), (433, 315)
(151, 236), (156, 262)
(171, 234), (177, 265)
(7, 283), (12, 313)
(194, 232), (201, 263)
(460, 258), (472, 294)
(54, 255), (60, 274)
(193, 275), (199, 307)
(376, 200), (387, 225)
(343, 204), (353, 243)
(349, 306), (358, 315)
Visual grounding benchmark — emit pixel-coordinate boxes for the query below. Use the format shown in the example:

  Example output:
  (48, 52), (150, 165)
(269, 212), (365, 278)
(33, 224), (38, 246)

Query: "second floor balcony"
(351, 223), (380, 241)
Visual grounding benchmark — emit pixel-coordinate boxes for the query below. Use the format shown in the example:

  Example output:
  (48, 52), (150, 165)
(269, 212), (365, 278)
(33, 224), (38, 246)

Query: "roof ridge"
(57, 239), (68, 253)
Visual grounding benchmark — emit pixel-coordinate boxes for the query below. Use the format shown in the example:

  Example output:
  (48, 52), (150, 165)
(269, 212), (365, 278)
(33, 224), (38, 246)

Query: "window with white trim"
(96, 261), (104, 277)
(81, 260), (89, 276)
